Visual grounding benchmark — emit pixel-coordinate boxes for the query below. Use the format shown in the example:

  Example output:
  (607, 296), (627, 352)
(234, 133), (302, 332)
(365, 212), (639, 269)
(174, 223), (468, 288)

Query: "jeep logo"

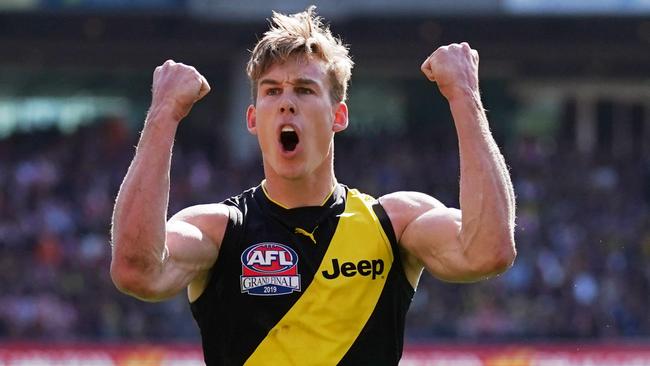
(321, 258), (385, 280)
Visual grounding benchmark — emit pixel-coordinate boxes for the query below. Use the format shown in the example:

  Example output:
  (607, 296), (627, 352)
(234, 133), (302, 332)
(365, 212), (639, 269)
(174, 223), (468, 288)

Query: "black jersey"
(190, 183), (414, 365)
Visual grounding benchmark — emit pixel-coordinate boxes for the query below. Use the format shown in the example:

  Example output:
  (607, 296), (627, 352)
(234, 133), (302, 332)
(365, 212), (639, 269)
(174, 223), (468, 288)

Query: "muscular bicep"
(381, 192), (479, 283)
(400, 205), (479, 282)
(147, 204), (227, 301)
(166, 218), (219, 271)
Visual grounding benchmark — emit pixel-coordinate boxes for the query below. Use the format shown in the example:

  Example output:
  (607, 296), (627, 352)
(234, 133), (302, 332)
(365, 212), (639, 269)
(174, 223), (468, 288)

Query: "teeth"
(281, 126), (295, 132)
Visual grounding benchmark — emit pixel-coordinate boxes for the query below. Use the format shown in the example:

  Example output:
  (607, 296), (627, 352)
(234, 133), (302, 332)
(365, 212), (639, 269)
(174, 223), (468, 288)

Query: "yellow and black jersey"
(190, 183), (415, 366)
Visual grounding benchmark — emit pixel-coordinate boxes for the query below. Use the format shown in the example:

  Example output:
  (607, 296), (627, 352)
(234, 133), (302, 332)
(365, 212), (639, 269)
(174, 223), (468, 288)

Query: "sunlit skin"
(246, 56), (348, 207)
(110, 43), (515, 304)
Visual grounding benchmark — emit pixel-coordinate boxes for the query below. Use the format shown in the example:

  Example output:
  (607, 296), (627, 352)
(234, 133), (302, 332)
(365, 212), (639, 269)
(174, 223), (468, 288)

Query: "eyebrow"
(258, 78), (319, 87)
(292, 78), (318, 87)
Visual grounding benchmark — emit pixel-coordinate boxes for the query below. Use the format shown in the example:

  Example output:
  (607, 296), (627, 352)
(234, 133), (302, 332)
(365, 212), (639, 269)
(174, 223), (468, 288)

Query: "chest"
(224, 206), (393, 299)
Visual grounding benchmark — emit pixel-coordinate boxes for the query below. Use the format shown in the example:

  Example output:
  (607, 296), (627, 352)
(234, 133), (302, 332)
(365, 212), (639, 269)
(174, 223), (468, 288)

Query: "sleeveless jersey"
(190, 183), (414, 365)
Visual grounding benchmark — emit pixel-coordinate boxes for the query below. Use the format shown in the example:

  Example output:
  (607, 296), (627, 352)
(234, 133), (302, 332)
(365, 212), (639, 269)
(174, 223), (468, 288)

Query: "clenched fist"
(421, 42), (479, 101)
(151, 60), (211, 121)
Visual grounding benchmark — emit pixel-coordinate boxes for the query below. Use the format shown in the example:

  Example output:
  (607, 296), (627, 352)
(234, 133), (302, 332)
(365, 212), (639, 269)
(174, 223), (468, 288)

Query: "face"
(247, 56), (348, 181)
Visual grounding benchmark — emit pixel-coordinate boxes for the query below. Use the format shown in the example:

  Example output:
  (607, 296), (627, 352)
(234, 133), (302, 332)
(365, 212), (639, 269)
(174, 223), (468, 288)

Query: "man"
(110, 7), (516, 366)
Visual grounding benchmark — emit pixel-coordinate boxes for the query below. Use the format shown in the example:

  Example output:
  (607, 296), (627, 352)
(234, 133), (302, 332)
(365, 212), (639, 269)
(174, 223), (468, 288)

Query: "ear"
(246, 105), (257, 135)
(332, 102), (348, 133)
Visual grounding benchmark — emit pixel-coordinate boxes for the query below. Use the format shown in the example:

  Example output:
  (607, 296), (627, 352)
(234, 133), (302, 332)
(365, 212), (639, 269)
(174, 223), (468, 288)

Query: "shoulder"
(378, 191), (449, 241)
(168, 203), (232, 250)
(170, 203), (231, 223)
(171, 186), (259, 225)
(379, 191), (445, 211)
(168, 187), (260, 248)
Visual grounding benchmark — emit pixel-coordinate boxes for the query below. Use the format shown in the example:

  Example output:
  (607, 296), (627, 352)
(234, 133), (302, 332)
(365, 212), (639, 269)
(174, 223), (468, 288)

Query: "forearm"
(111, 105), (178, 285)
(450, 91), (516, 270)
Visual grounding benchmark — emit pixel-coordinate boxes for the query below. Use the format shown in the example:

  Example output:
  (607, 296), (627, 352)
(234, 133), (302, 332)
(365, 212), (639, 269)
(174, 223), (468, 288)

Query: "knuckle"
(179, 64), (198, 74)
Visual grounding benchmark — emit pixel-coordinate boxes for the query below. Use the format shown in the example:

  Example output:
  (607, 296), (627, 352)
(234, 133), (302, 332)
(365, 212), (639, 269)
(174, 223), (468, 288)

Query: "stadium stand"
(0, 115), (648, 342)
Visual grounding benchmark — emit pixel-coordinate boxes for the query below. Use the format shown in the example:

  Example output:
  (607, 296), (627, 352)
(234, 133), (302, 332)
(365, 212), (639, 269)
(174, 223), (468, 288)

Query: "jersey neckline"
(258, 180), (345, 210)
(253, 182), (347, 232)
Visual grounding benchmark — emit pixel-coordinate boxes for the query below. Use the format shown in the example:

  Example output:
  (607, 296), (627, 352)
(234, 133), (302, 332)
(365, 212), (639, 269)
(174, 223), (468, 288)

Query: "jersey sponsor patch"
(240, 243), (301, 296)
(321, 258), (385, 280)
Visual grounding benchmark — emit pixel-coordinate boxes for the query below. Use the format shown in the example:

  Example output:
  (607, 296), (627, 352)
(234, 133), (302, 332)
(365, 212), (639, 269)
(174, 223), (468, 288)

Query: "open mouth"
(280, 126), (299, 152)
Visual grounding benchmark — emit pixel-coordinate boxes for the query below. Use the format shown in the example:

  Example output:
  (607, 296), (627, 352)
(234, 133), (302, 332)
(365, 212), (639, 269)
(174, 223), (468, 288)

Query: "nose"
(279, 97), (296, 115)
(280, 106), (295, 114)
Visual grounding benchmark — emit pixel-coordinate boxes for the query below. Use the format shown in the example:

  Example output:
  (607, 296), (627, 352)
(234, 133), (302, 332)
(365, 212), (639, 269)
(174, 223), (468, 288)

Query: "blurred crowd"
(0, 115), (648, 343)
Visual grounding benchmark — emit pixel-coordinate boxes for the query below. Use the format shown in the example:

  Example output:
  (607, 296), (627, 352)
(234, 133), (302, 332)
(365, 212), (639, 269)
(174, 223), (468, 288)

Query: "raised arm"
(110, 60), (225, 302)
(381, 43), (516, 284)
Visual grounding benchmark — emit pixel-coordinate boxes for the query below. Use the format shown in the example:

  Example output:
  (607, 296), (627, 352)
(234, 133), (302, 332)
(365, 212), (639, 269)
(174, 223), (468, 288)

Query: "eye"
(266, 88), (281, 96)
(296, 87), (314, 95)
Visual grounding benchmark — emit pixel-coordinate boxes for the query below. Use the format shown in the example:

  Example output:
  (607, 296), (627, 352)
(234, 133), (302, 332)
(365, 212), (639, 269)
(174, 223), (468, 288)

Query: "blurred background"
(0, 0), (649, 364)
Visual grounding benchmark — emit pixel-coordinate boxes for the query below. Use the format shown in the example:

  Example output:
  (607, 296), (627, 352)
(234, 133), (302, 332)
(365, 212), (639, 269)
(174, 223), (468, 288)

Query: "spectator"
(0, 116), (647, 341)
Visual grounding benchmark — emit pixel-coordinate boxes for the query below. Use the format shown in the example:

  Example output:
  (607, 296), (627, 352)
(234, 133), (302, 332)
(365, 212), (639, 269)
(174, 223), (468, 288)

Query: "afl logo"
(242, 243), (298, 273)
(240, 243), (301, 296)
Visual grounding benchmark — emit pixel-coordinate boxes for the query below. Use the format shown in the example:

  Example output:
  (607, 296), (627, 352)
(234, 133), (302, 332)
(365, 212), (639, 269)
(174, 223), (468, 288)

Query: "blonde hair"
(246, 6), (353, 104)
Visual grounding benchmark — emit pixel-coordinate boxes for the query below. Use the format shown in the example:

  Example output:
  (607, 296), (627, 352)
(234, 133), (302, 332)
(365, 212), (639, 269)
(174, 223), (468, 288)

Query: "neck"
(262, 158), (337, 209)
